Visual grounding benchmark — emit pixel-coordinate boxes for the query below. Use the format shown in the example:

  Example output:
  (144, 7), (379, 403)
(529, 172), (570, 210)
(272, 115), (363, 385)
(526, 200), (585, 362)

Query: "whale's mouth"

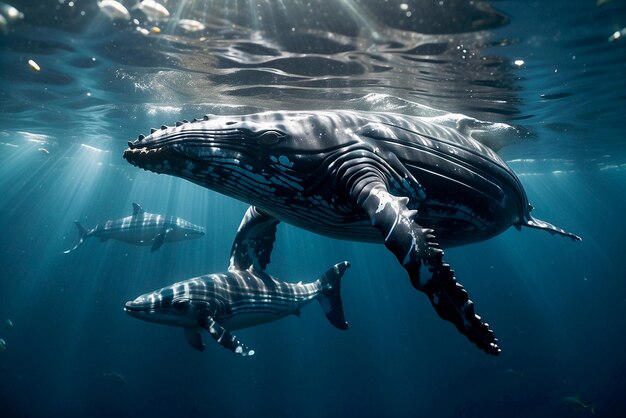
(124, 301), (149, 317)
(124, 299), (159, 312)
(123, 146), (174, 172)
(124, 301), (140, 312)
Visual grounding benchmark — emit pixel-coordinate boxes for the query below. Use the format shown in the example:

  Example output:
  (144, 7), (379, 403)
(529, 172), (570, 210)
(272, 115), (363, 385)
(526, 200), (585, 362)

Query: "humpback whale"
(125, 254), (351, 356)
(123, 110), (581, 355)
(64, 203), (205, 253)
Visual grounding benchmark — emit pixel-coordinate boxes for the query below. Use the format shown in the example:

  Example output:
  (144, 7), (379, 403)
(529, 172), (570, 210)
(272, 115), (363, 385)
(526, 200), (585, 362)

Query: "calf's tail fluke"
(63, 221), (89, 254)
(317, 261), (351, 330)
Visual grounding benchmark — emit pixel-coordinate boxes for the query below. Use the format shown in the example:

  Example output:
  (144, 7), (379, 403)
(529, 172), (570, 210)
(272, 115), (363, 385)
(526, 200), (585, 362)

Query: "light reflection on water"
(1, 0), (518, 141)
(1, 1), (622, 167)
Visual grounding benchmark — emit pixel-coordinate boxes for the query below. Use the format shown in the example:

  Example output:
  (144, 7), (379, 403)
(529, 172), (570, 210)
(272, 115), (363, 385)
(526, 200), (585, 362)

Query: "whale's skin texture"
(124, 110), (580, 355)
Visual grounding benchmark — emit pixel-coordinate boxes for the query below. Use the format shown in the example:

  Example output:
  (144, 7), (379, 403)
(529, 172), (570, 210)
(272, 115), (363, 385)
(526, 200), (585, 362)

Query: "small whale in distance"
(0, 338), (6, 352)
(101, 371), (127, 385)
(64, 203), (205, 254)
(3, 319), (13, 331)
(562, 395), (595, 414)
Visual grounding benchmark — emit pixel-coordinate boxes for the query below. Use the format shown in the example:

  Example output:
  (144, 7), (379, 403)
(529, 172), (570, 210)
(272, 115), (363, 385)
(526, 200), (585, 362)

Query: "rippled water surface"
(1, 1), (625, 417)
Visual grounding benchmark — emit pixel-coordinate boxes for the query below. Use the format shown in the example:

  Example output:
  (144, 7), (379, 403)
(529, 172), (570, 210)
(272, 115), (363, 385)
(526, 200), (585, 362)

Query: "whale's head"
(173, 218), (206, 240)
(124, 279), (211, 328)
(123, 112), (356, 202)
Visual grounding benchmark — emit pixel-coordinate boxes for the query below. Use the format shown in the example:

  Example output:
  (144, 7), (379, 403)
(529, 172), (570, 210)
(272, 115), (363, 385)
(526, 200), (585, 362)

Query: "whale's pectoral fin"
(201, 316), (255, 357)
(184, 327), (205, 352)
(229, 206), (280, 271)
(151, 228), (173, 252)
(358, 184), (500, 355)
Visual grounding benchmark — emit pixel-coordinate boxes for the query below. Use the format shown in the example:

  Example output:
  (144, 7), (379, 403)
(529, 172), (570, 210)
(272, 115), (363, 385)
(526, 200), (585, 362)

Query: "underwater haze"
(1, 0), (625, 417)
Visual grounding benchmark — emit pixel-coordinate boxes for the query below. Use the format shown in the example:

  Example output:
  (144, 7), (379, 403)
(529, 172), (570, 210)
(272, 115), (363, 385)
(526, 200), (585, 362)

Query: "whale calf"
(64, 203), (205, 253)
(562, 395), (595, 414)
(123, 110), (581, 355)
(125, 261), (350, 356)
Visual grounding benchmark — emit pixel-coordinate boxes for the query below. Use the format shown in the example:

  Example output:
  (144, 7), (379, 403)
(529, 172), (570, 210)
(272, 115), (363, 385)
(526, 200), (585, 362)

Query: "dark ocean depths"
(1, 0), (625, 417)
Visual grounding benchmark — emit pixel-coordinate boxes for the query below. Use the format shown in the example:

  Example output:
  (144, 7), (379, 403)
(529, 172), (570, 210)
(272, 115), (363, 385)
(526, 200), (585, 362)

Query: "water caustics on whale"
(123, 109), (581, 355)
(64, 202), (205, 254)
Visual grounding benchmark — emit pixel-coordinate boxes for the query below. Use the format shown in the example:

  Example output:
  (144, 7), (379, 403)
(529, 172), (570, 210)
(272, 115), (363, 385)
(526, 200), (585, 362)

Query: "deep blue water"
(1, 0), (625, 417)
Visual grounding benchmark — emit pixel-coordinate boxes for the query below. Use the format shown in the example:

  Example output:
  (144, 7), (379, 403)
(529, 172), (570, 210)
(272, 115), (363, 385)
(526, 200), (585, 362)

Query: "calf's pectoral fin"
(151, 228), (173, 252)
(201, 316), (255, 357)
(184, 327), (205, 352)
(229, 206), (280, 271)
(358, 183), (500, 355)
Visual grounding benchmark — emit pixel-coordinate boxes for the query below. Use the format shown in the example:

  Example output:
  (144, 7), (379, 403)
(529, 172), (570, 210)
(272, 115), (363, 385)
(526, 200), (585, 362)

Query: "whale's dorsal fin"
(202, 316), (255, 356)
(229, 206), (280, 271)
(184, 327), (205, 352)
(132, 203), (145, 216)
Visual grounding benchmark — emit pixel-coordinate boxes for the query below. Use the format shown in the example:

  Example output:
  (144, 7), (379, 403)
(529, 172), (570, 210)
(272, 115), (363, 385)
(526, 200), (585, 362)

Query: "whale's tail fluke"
(317, 261), (350, 330)
(63, 221), (90, 254)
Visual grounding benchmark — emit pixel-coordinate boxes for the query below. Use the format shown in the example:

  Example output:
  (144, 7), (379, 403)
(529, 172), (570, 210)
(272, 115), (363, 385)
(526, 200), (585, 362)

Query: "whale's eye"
(172, 299), (190, 313)
(237, 128), (285, 146)
(257, 130), (285, 146)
